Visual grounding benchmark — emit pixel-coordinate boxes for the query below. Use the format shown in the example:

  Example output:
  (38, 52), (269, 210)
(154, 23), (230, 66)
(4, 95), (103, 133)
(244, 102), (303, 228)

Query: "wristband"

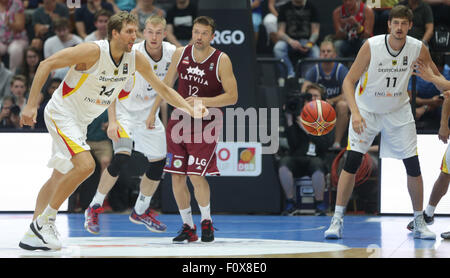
(306, 42), (314, 48)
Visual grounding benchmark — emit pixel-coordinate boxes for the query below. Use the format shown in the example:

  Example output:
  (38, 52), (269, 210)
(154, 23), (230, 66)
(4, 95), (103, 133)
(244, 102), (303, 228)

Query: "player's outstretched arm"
(342, 40), (371, 134)
(187, 53), (238, 108)
(135, 50), (207, 118)
(439, 91), (450, 144)
(412, 56), (450, 91)
(20, 43), (100, 127)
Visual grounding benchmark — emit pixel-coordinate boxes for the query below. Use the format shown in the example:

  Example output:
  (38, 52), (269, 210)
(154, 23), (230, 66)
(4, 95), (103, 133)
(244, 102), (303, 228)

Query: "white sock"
(425, 205), (436, 217)
(199, 203), (211, 222)
(38, 205), (57, 226)
(180, 207), (194, 228)
(134, 192), (152, 215)
(414, 210), (423, 218)
(334, 205), (346, 218)
(90, 191), (106, 207)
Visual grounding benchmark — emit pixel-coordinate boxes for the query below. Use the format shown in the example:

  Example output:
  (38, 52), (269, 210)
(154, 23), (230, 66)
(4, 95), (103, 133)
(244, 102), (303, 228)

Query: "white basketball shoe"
(413, 214), (436, 240)
(28, 215), (62, 250)
(19, 227), (51, 251)
(324, 216), (344, 239)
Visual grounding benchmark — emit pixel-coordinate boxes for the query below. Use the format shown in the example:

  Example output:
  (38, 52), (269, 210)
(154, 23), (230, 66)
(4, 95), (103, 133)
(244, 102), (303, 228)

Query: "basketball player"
(162, 16), (238, 243)
(324, 5), (440, 240)
(84, 15), (175, 235)
(405, 58), (450, 238)
(18, 11), (207, 251)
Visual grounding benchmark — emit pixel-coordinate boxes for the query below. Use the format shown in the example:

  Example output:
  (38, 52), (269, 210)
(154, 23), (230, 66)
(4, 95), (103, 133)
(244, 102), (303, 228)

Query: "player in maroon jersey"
(160, 16), (238, 243)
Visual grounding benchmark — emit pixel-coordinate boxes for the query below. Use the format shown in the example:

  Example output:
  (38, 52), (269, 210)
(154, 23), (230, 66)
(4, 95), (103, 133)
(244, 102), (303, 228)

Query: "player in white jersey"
(405, 58), (450, 238)
(18, 11), (207, 251)
(324, 5), (441, 240)
(84, 15), (176, 235)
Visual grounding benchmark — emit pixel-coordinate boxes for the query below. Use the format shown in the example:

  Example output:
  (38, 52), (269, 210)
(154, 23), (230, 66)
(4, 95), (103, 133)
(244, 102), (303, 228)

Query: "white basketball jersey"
(46, 40), (136, 124)
(118, 41), (176, 111)
(355, 35), (422, 113)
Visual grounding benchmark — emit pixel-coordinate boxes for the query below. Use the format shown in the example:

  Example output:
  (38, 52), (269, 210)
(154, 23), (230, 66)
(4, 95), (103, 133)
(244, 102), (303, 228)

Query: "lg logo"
(212, 30), (245, 45)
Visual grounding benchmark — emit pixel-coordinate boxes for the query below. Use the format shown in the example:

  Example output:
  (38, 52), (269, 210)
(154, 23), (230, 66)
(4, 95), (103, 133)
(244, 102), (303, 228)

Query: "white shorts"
(347, 104), (417, 159)
(115, 102), (166, 160)
(44, 107), (91, 174)
(441, 144), (450, 174)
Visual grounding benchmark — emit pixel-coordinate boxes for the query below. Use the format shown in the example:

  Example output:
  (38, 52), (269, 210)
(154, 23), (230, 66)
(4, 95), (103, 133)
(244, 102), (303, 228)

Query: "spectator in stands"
(10, 75), (27, 110)
(8, 104), (21, 129)
(35, 77), (61, 131)
(278, 84), (333, 215)
(0, 61), (13, 100)
(31, 0), (70, 50)
(396, 0), (434, 45)
(0, 0), (29, 73)
(44, 17), (83, 79)
(106, 0), (136, 12)
(84, 10), (113, 42)
(332, 0), (374, 58)
(366, 0), (399, 35)
(409, 53), (449, 130)
(302, 40), (349, 150)
(423, 0), (450, 28)
(273, 0), (320, 81)
(166, 0), (197, 47)
(131, 0), (165, 37)
(251, 0), (264, 43)
(263, 0), (290, 45)
(75, 0), (114, 40)
(0, 95), (15, 128)
(16, 47), (42, 89)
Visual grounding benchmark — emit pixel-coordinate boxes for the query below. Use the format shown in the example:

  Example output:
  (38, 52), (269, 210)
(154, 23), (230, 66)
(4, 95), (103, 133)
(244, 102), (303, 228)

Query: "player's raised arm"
(135, 50), (206, 118)
(342, 40), (371, 134)
(20, 43), (100, 127)
(187, 53), (238, 108)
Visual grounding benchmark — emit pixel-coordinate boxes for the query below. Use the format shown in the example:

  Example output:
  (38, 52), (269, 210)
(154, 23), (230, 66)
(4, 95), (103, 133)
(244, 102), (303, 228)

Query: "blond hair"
(145, 15), (167, 29)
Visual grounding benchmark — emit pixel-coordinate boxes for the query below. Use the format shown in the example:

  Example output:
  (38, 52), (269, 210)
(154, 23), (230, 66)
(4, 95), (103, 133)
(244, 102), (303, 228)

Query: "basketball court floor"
(1, 212), (450, 258)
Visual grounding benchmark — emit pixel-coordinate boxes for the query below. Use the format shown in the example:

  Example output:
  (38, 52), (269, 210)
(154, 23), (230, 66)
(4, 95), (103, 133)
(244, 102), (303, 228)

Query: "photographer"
(279, 83), (334, 215)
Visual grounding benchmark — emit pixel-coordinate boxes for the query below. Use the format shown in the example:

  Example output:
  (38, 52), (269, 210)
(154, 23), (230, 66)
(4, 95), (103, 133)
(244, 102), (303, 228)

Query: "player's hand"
(444, 90), (450, 99)
(411, 59), (436, 82)
(20, 104), (37, 127)
(352, 112), (367, 135)
(146, 113), (156, 129)
(107, 121), (120, 143)
(438, 124), (450, 144)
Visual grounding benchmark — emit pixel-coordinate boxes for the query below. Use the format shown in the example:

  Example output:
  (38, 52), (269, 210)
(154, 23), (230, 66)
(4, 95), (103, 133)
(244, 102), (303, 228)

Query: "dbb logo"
(212, 30), (245, 45)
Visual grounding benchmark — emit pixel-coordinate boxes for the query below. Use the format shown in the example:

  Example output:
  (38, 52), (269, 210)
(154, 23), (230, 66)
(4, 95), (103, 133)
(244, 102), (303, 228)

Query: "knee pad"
(403, 156), (421, 177)
(343, 151), (363, 174)
(145, 158), (167, 181)
(107, 153), (131, 177)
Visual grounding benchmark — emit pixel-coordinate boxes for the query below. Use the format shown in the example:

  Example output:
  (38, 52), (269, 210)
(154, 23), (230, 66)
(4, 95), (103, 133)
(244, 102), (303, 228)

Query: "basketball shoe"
(28, 215), (61, 250)
(129, 208), (167, 233)
(84, 204), (104, 234)
(413, 215), (436, 240)
(406, 211), (434, 231)
(173, 224), (198, 243)
(324, 216), (344, 239)
(201, 219), (215, 243)
(440, 231), (450, 239)
(19, 227), (51, 251)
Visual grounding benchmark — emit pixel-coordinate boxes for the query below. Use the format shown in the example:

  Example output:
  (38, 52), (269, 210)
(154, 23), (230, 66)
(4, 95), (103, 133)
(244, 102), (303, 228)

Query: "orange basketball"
(300, 100), (336, 136)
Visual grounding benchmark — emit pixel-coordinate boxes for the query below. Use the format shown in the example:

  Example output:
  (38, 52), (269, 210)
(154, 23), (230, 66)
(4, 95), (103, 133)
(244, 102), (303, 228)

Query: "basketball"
(300, 100), (336, 136)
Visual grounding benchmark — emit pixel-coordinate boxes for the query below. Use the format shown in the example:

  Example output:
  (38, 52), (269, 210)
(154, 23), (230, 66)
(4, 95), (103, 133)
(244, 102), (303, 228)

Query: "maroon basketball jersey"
(176, 44), (224, 99)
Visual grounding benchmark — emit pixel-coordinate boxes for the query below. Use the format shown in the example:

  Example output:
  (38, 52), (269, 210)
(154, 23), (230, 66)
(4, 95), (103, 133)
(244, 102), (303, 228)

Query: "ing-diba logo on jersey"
(83, 96), (112, 106)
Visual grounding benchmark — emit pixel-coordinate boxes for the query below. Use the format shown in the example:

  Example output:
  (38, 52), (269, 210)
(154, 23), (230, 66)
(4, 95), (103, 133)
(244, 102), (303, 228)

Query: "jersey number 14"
(100, 86), (115, 97)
